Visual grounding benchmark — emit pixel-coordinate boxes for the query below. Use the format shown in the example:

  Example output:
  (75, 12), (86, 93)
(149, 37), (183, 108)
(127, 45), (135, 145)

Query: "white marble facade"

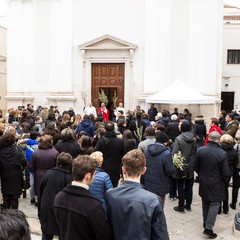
(6, 0), (223, 116)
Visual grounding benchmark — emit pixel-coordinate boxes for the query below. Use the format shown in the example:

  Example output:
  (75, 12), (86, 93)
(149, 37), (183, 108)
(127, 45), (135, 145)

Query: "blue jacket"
(89, 168), (113, 209)
(144, 143), (175, 195)
(26, 139), (39, 162)
(75, 119), (94, 138)
(105, 181), (169, 240)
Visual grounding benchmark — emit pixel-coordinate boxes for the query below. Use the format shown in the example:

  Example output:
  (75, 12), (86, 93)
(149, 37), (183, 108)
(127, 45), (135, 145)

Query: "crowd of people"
(0, 102), (239, 239)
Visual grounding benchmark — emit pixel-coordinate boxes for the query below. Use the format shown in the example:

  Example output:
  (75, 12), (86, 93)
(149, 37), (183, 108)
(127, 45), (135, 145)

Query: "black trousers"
(232, 168), (240, 205)
(3, 195), (19, 209)
(42, 232), (54, 240)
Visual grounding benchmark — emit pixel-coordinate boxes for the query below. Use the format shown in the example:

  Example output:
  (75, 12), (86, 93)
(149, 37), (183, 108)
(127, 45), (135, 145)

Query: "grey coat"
(172, 132), (196, 179)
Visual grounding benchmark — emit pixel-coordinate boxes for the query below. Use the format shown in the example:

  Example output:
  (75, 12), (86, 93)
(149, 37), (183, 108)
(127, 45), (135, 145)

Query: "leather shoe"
(203, 229), (217, 239)
(184, 205), (191, 212)
(173, 206), (185, 213)
(230, 203), (236, 210)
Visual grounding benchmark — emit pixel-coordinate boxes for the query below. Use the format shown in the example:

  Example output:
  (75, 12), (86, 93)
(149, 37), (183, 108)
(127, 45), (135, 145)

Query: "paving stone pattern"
(19, 182), (239, 240)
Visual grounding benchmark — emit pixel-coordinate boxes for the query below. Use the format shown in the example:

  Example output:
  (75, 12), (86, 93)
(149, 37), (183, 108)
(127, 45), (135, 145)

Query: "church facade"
(5, 0), (223, 117)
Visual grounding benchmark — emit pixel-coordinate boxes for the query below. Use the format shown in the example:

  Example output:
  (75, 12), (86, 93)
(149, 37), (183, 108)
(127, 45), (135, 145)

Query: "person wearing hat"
(144, 132), (175, 206)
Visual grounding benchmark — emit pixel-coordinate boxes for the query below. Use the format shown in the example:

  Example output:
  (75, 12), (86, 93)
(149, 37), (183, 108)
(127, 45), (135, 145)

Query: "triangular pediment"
(79, 34), (137, 50)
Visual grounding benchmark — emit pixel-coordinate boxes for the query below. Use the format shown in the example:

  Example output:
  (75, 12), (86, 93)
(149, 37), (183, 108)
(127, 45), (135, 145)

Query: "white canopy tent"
(146, 79), (216, 104)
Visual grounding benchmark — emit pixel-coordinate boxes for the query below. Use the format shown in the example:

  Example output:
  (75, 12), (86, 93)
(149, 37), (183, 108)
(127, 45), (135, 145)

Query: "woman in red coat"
(204, 117), (222, 145)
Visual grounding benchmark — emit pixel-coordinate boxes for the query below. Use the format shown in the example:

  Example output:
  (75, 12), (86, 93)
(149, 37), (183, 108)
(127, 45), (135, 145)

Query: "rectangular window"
(227, 49), (240, 64)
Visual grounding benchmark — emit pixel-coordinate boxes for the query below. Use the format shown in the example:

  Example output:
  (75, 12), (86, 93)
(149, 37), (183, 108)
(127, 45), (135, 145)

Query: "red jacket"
(97, 107), (109, 121)
(204, 125), (222, 145)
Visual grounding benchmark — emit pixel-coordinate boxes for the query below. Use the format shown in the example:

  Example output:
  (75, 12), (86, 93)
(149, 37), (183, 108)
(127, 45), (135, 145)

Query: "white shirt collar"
(71, 181), (89, 190)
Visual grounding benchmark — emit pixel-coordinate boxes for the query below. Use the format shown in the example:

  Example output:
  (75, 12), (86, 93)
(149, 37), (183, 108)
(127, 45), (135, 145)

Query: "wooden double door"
(91, 63), (125, 109)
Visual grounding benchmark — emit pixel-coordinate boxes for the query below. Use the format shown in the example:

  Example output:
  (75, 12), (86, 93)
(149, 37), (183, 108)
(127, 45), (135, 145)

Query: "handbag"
(22, 167), (30, 190)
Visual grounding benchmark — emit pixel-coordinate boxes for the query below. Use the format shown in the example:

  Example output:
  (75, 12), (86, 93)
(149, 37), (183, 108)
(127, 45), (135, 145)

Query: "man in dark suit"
(195, 131), (230, 239)
(106, 149), (169, 240)
(54, 155), (113, 240)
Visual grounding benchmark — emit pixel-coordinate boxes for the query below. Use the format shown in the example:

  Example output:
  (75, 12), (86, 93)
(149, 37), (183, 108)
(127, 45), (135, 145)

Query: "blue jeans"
(176, 178), (194, 208)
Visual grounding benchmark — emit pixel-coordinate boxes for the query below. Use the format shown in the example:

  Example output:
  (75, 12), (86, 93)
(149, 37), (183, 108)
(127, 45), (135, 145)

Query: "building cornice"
(224, 16), (240, 20)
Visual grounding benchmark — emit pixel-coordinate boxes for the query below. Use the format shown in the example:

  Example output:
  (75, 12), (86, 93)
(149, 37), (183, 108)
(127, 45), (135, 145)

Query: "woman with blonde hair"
(219, 134), (238, 214)
(71, 114), (82, 130)
(61, 112), (71, 127)
(89, 151), (113, 210)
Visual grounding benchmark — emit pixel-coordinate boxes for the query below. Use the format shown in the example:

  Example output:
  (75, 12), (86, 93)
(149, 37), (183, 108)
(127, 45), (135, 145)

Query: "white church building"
(2, 0), (233, 117)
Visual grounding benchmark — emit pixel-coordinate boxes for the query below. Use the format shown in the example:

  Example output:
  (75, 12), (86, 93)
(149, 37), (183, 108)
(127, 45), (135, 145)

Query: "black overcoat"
(39, 167), (72, 236)
(55, 139), (82, 159)
(0, 145), (26, 196)
(54, 185), (113, 240)
(194, 141), (230, 201)
(95, 131), (124, 187)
